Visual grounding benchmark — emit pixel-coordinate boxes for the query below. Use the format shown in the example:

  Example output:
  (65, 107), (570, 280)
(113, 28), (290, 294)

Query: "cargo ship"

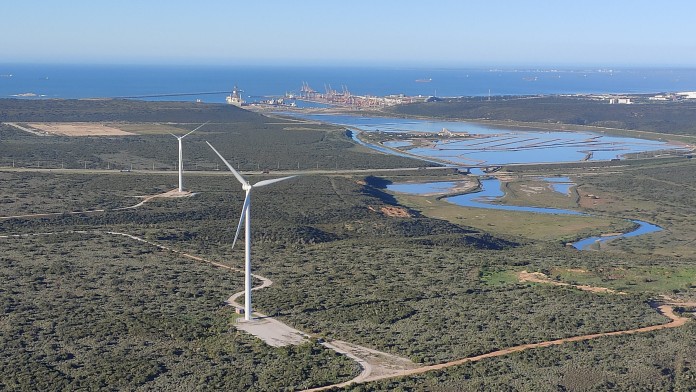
(226, 86), (245, 106)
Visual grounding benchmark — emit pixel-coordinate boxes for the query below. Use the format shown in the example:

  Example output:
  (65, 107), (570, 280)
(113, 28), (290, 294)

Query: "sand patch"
(235, 317), (309, 347)
(518, 270), (626, 295)
(380, 206), (412, 217)
(578, 193), (613, 208)
(519, 185), (545, 195)
(26, 122), (136, 136)
(368, 205), (412, 218)
(566, 268), (588, 273)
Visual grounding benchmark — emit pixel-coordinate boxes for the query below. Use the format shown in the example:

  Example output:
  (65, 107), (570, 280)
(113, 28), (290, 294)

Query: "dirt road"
(301, 304), (688, 391)
(2, 196), (691, 391)
(518, 270), (626, 294)
(300, 273), (690, 391)
(0, 188), (191, 220)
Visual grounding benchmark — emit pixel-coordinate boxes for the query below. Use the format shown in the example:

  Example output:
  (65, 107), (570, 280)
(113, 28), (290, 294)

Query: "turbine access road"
(6, 227), (685, 391)
(0, 165), (455, 178)
(0, 184), (692, 390)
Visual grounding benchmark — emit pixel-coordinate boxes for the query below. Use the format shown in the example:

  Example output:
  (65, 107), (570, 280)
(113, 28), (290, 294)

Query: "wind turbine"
(171, 122), (208, 192)
(206, 141), (296, 321)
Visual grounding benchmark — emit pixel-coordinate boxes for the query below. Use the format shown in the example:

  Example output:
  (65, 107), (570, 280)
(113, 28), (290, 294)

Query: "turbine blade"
(253, 175), (297, 188)
(205, 141), (248, 186)
(232, 192), (251, 250)
(181, 121), (209, 139)
(169, 132), (180, 139)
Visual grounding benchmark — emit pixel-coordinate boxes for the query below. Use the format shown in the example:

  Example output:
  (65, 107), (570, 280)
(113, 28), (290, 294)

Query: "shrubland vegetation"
(342, 323), (696, 391)
(1, 98), (695, 390)
(0, 235), (357, 391)
(388, 95), (696, 138)
(0, 99), (431, 171)
(2, 170), (686, 371)
(0, 98), (263, 123)
(251, 241), (666, 364)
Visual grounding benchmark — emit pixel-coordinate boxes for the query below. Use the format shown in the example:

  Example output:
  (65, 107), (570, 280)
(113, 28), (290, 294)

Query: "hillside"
(389, 95), (696, 137)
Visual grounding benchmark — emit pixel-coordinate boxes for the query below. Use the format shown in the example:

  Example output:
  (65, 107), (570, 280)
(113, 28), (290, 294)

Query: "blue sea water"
(2, 64), (696, 103)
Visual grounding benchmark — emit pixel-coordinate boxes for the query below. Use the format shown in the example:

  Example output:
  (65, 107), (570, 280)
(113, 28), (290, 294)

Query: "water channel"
(386, 176), (662, 250)
(291, 113), (684, 166)
(286, 112), (670, 250)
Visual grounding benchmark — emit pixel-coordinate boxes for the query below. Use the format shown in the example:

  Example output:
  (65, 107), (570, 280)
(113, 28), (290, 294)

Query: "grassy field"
(551, 266), (696, 295)
(392, 192), (630, 243)
(372, 170), (634, 244)
(502, 157), (696, 258)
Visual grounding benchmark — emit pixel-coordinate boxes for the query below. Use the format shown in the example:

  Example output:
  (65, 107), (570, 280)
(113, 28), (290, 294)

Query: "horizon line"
(2, 61), (696, 70)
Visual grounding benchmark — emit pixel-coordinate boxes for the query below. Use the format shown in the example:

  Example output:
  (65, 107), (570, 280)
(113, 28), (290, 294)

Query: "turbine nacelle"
(206, 141), (295, 249)
(170, 121), (209, 140)
(172, 121), (209, 192)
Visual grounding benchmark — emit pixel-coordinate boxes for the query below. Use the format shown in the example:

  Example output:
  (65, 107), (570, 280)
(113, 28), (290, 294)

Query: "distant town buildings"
(648, 92), (696, 101)
(438, 127), (454, 137)
(608, 97), (633, 104)
(677, 91), (696, 99)
(649, 94), (672, 101)
(583, 91), (696, 104)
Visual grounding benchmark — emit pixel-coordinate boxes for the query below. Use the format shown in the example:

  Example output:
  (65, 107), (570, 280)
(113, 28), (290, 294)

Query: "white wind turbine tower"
(206, 141), (296, 321)
(171, 122), (209, 192)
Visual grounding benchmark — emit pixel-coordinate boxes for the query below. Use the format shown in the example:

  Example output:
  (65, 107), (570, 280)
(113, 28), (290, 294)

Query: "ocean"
(2, 64), (696, 104)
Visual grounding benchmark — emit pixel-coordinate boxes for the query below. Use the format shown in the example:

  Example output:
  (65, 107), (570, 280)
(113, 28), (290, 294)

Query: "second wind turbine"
(206, 141), (296, 321)
(171, 122), (208, 192)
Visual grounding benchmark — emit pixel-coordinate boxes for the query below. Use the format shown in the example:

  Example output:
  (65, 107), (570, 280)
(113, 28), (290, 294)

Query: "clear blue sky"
(3, 0), (695, 67)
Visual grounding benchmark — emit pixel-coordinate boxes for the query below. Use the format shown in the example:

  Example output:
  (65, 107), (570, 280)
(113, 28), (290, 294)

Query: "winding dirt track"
(1, 193), (691, 391)
(518, 270), (627, 294)
(0, 189), (191, 221)
(137, 233), (689, 391)
(328, 305), (687, 387)
(302, 306), (688, 391)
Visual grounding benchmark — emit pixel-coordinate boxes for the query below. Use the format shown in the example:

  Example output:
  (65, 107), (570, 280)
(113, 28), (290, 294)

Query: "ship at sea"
(226, 85), (245, 106)
(415, 78), (432, 83)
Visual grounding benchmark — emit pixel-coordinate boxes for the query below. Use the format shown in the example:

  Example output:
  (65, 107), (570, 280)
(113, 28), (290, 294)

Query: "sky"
(2, 0), (696, 67)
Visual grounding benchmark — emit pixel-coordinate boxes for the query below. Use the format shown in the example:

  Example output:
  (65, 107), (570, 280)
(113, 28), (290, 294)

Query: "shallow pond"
(288, 111), (667, 249)
(387, 177), (662, 250)
(571, 220), (662, 250)
(291, 113), (683, 165)
(388, 178), (585, 216)
(387, 181), (463, 195)
(543, 177), (575, 195)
